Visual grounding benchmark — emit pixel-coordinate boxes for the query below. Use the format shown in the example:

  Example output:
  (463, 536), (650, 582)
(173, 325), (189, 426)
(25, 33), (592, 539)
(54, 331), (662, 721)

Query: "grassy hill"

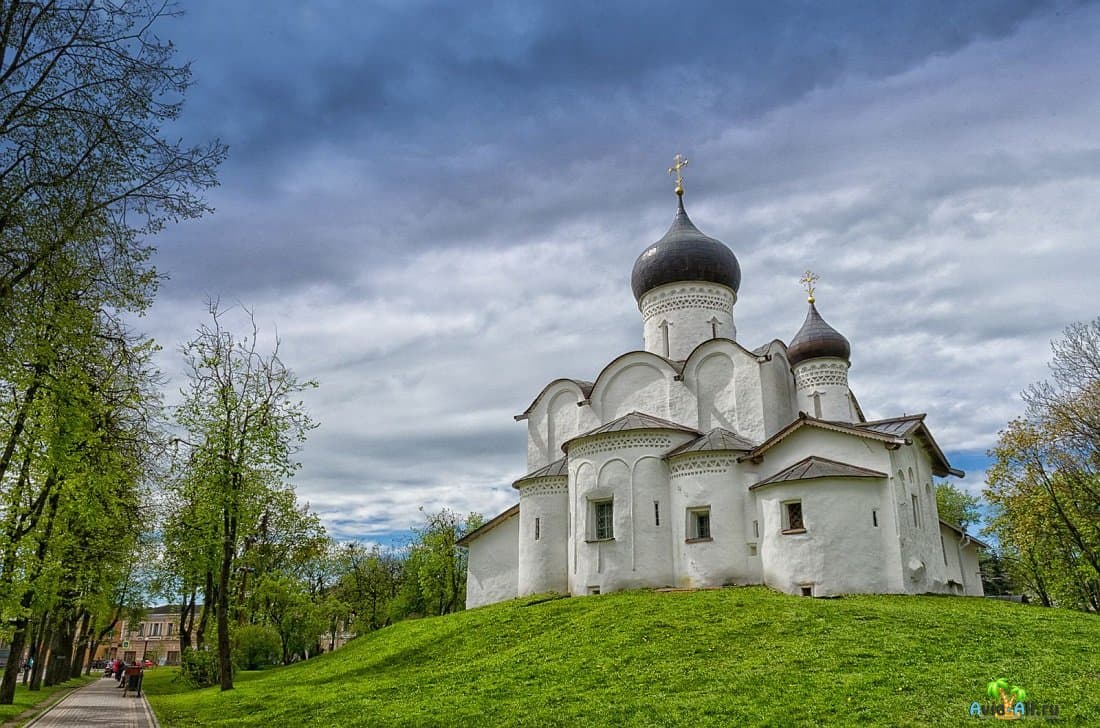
(143, 587), (1099, 727)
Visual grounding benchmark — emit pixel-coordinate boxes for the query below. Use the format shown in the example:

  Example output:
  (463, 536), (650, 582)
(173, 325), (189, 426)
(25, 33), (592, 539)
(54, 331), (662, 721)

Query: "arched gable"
(681, 339), (766, 441)
(519, 378), (593, 470)
(589, 351), (680, 422)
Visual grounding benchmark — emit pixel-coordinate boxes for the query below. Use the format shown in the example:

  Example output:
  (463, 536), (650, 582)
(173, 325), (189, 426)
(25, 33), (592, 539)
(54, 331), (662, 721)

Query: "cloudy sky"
(146, 0), (1098, 542)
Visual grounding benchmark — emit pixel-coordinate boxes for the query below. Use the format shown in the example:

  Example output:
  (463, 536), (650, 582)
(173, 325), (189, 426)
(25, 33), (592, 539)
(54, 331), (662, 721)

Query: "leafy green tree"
(985, 317), (1100, 612)
(0, 0), (225, 302)
(173, 302), (317, 691)
(234, 624), (282, 670)
(394, 508), (482, 619)
(935, 482), (980, 529)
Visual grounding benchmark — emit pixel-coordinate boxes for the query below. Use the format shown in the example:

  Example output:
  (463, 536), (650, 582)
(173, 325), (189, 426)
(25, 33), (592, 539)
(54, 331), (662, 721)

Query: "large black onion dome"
(631, 196), (741, 302)
(787, 302), (851, 367)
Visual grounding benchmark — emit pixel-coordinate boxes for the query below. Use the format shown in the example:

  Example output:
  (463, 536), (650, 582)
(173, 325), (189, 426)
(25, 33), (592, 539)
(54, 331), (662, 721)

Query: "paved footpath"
(23, 676), (158, 728)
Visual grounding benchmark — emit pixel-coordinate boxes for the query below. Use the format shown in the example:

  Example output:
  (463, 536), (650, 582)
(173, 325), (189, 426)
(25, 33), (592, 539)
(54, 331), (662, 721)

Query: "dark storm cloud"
(142, 1), (1100, 538)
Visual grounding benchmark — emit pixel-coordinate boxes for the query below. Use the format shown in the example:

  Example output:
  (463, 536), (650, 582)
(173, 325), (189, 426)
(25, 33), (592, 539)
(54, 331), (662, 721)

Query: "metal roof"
(749, 456), (887, 490)
(665, 428), (758, 458)
(563, 411), (699, 452)
(787, 301), (850, 366)
(512, 457), (568, 487)
(630, 195), (741, 302)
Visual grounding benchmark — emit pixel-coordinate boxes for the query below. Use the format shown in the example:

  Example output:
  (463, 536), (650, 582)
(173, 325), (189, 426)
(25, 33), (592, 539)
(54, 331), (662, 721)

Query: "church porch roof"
(664, 428), (757, 459)
(456, 504), (519, 547)
(512, 457), (568, 488)
(749, 456), (887, 490)
(740, 413), (908, 463)
(855, 415), (963, 478)
(562, 411), (698, 453)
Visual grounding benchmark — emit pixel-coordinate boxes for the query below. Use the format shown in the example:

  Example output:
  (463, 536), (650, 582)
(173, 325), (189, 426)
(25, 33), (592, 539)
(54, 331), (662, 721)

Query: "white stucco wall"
(465, 512), (520, 609)
(680, 339), (771, 442)
(668, 455), (760, 588)
(517, 477), (569, 596)
(792, 358), (853, 422)
(567, 429), (693, 595)
(755, 478), (899, 596)
(524, 380), (600, 470)
(639, 282), (737, 360)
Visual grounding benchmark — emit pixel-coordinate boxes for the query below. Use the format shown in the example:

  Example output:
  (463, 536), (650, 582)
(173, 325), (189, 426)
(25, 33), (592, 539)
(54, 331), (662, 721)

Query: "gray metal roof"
(564, 411), (698, 452)
(787, 301), (850, 366)
(749, 456), (887, 490)
(856, 414), (925, 438)
(630, 195), (741, 302)
(513, 457), (568, 486)
(665, 428), (757, 458)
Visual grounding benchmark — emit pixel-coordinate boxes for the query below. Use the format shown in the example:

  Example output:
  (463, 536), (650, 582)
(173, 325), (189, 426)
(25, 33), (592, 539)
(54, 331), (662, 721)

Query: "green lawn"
(144, 588), (1100, 727)
(0, 674), (95, 725)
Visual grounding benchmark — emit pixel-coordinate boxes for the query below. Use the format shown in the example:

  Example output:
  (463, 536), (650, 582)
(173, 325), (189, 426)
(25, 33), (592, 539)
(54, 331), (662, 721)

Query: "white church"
(458, 161), (985, 607)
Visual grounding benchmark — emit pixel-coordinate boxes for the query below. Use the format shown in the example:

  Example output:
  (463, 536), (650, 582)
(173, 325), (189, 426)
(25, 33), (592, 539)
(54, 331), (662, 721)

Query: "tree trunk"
(216, 508), (236, 691)
(29, 622), (50, 690)
(71, 610), (91, 679)
(0, 627), (28, 704)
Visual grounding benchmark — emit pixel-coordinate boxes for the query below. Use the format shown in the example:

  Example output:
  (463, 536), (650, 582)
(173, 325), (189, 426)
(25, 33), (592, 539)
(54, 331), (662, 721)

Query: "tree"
(935, 482), (980, 529)
(985, 317), (1100, 611)
(0, 0), (225, 302)
(393, 508), (482, 619)
(173, 302), (317, 691)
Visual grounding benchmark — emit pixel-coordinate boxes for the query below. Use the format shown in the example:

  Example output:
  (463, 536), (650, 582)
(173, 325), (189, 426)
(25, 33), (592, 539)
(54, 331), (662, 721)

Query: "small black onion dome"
(787, 302), (851, 367)
(631, 196), (741, 302)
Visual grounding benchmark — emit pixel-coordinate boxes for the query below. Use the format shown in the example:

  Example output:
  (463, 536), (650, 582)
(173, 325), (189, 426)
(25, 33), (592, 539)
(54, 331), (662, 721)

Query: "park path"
(23, 676), (158, 728)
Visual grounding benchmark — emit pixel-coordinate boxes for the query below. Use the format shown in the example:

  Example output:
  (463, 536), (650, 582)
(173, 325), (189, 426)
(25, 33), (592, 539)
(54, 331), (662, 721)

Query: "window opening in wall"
(687, 507), (711, 541)
(911, 494), (920, 528)
(654, 500), (660, 526)
(783, 501), (805, 533)
(753, 520), (759, 538)
(534, 517), (540, 541)
(593, 500), (614, 540)
(872, 509), (878, 527)
(587, 586), (600, 595)
(800, 585), (813, 597)
(167, 623), (174, 636)
(748, 544), (758, 556)
(151, 623), (161, 636)
(941, 535), (948, 565)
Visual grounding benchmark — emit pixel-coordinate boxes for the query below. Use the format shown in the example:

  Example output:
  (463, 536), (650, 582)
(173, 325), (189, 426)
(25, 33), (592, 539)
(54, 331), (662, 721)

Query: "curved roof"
(512, 457), (568, 488)
(515, 378), (594, 420)
(562, 411), (698, 453)
(664, 428), (757, 458)
(787, 302), (850, 366)
(630, 196), (741, 302)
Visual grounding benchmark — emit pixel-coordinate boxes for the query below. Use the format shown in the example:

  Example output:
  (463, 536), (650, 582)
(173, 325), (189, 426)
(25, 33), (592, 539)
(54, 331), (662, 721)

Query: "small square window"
(800, 585), (813, 597)
(593, 500), (614, 540)
(687, 507), (712, 542)
(782, 501), (805, 533)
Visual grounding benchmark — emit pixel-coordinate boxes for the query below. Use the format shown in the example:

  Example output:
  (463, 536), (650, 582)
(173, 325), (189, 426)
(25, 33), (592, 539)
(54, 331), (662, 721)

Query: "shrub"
(235, 624), (283, 670)
(179, 649), (221, 688)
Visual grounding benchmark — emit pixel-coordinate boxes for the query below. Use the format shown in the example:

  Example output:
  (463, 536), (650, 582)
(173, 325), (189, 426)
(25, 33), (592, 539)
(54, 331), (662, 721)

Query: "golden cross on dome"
(667, 154), (689, 195)
(800, 270), (819, 304)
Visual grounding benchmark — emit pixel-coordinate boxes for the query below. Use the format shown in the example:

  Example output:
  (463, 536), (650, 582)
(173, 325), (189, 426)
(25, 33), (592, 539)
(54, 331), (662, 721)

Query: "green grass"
(0, 674), (95, 725)
(144, 588), (1100, 727)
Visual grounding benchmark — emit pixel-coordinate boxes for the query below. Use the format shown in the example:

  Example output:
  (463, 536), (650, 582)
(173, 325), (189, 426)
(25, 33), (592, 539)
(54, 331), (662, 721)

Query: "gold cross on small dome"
(800, 270), (819, 304)
(668, 154), (689, 195)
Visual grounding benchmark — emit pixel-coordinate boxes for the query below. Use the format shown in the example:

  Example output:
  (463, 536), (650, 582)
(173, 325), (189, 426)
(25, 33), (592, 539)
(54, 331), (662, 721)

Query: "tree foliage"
(170, 302), (317, 690)
(985, 317), (1100, 611)
(934, 482), (980, 529)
